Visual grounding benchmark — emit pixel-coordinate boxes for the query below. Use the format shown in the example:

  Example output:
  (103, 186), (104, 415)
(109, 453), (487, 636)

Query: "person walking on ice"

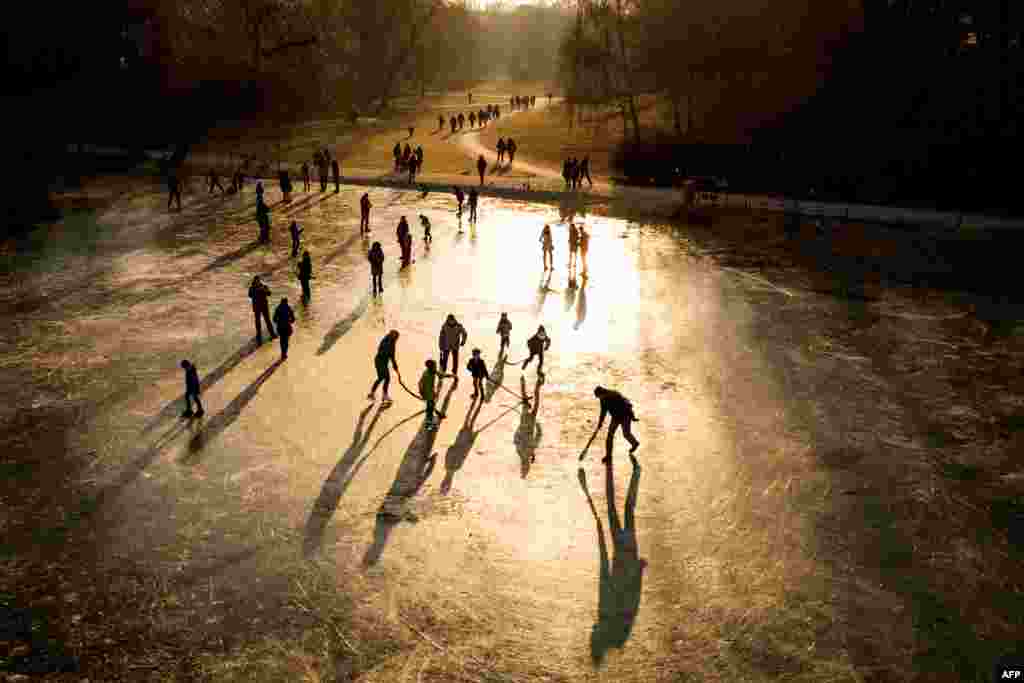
(360, 192), (372, 234)
(468, 188), (479, 222)
(453, 186), (465, 216)
(368, 241), (385, 296)
(297, 250), (313, 304)
(540, 224), (554, 270)
(497, 137), (506, 164)
(180, 360), (204, 418)
(301, 161), (310, 192)
(580, 386), (640, 464)
(368, 330), (400, 405)
(420, 359), (455, 431)
(438, 314), (468, 375)
(477, 155), (487, 186)
(289, 220), (303, 257)
(273, 297), (296, 360)
(248, 276), (275, 343)
(332, 158), (341, 193)
(496, 313), (512, 355)
(466, 348), (490, 399)
(521, 325), (551, 374)
(419, 214), (432, 243)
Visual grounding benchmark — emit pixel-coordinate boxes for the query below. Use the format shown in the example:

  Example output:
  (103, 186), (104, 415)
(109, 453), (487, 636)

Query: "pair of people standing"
(247, 276), (295, 359)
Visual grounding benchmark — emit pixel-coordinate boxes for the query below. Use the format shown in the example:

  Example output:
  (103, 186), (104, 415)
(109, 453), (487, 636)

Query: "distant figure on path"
(289, 220), (303, 257)
(256, 180), (264, 204)
(256, 197), (271, 243)
(301, 161), (310, 192)
(583, 386), (640, 464)
(562, 160), (571, 189)
(439, 314), (468, 375)
(393, 143), (401, 172)
(469, 112), (476, 128)
(167, 170), (182, 211)
(297, 250), (313, 303)
(360, 192), (372, 234)
(496, 313), (512, 355)
(467, 91), (473, 104)
(368, 330), (400, 405)
(580, 155), (593, 187)
(454, 186), (465, 216)
(180, 360), (204, 418)
(279, 168), (292, 203)
(273, 298), (296, 360)
(522, 325), (551, 374)
(477, 155), (486, 186)
(458, 112), (465, 130)
(397, 216), (411, 268)
(318, 151), (330, 192)
(332, 158), (340, 193)
(420, 214), (432, 243)
(507, 138), (517, 164)
(450, 115), (457, 133)
(368, 241), (385, 296)
(497, 138), (506, 163)
(439, 114), (445, 130)
(248, 276), (275, 343)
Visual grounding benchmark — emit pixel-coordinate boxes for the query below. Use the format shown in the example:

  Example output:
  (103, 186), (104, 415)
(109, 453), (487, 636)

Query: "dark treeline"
(562, 0), (1024, 213)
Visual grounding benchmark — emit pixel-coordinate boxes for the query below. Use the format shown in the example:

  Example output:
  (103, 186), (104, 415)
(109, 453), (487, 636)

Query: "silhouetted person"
(562, 159), (571, 189)
(416, 145), (424, 168)
(400, 231), (412, 267)
(469, 111), (476, 128)
(256, 197), (271, 243)
(403, 143), (412, 165)
(420, 359), (454, 430)
(497, 137), (506, 163)
(507, 138), (517, 164)
(540, 224), (554, 269)
(547, 92), (552, 104)
(368, 330), (400, 404)
(468, 188), (478, 222)
(585, 386), (639, 464)
(289, 220), (303, 257)
(450, 116), (457, 133)
(467, 91), (472, 104)
(167, 170), (182, 211)
(580, 460), (645, 667)
(522, 325), (551, 374)
(279, 168), (293, 203)
(255, 180), (264, 204)
(466, 348), (490, 399)
(569, 223), (580, 269)
(419, 214), (432, 243)
(439, 313), (468, 374)
(454, 186), (465, 216)
(477, 155), (486, 186)
(360, 192), (372, 234)
(273, 298), (296, 360)
(496, 312), (512, 355)
(570, 157), (580, 190)
(439, 114), (445, 130)
(208, 168), (225, 194)
(397, 216), (410, 268)
(301, 161), (310, 192)
(181, 360), (204, 418)
(332, 159), (340, 192)
(393, 143), (401, 172)
(248, 276), (275, 342)
(579, 226), (590, 272)
(580, 155), (593, 187)
(318, 152), (329, 191)
(368, 241), (384, 296)
(297, 250), (313, 303)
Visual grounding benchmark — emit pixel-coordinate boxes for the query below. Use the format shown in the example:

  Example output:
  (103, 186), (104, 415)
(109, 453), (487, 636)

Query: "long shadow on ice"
(362, 383), (456, 566)
(440, 397), (519, 495)
(302, 404), (385, 557)
(316, 294), (371, 356)
(579, 460), (645, 668)
(515, 376), (543, 479)
(180, 359), (283, 463)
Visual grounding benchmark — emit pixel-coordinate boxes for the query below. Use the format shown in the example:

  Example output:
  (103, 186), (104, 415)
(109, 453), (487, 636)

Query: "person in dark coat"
(279, 168), (292, 203)
(458, 112), (465, 130)
(301, 161), (311, 192)
(360, 192), (372, 234)
(180, 360), (204, 417)
(396, 216), (411, 267)
(368, 330), (400, 404)
(255, 180), (264, 204)
(416, 146), (424, 168)
(453, 186), (465, 216)
(332, 158), (340, 192)
(289, 220), (303, 257)
(272, 298), (296, 359)
(507, 138), (517, 164)
(522, 325), (551, 373)
(318, 152), (329, 192)
(469, 112), (476, 128)
(468, 188), (479, 222)
(496, 313), (512, 355)
(167, 170), (182, 211)
(580, 155), (593, 187)
(439, 114), (445, 130)
(583, 386), (640, 464)
(393, 142), (402, 172)
(449, 115), (457, 134)
(477, 155), (486, 186)
(419, 214), (432, 243)
(248, 276), (275, 342)
(466, 348), (490, 399)
(407, 154), (418, 184)
(256, 197), (271, 243)
(438, 314), (468, 375)
(562, 159), (571, 189)
(368, 241), (385, 296)
(497, 138), (506, 164)
(297, 251), (313, 303)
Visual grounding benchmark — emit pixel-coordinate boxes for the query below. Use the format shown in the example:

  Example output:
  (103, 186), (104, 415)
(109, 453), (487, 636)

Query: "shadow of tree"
(579, 461), (645, 668)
